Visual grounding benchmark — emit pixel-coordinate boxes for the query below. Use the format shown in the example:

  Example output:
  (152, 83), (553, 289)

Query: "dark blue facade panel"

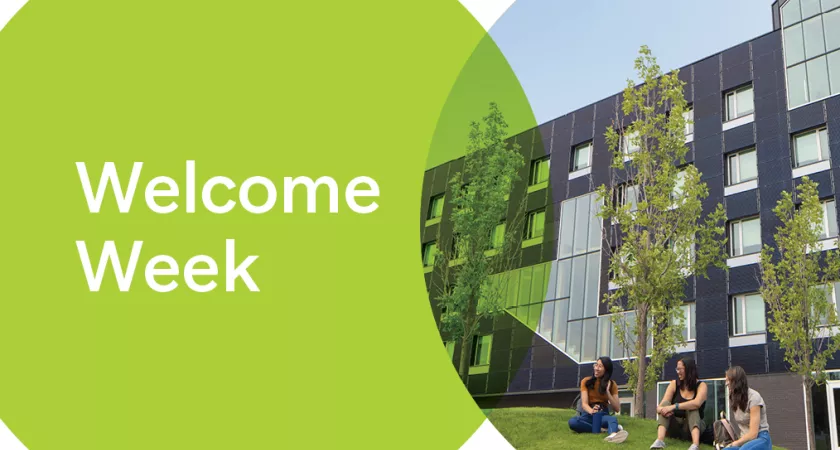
(567, 176), (592, 199)
(697, 321), (729, 350)
(758, 159), (793, 188)
(767, 340), (789, 373)
(539, 122), (554, 150)
(722, 41), (751, 69)
(755, 114), (786, 143)
(725, 190), (760, 220)
(729, 344), (767, 375)
(684, 276), (696, 301)
(694, 55), (721, 85)
(595, 95), (618, 121)
(801, 169), (835, 198)
(722, 62), (752, 93)
(531, 368), (554, 391)
(532, 345), (555, 369)
(789, 101), (827, 134)
(491, 347), (512, 372)
(554, 365), (579, 389)
(508, 369), (531, 392)
(572, 107), (595, 145)
(696, 153), (723, 179)
(753, 74), (785, 109)
(695, 293), (728, 322)
(511, 348), (532, 371)
(697, 347), (729, 379)
(729, 264), (761, 294)
(751, 31), (781, 59)
(724, 123), (756, 152)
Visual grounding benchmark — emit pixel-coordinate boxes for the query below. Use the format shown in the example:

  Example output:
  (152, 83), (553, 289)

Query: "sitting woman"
(568, 356), (629, 444)
(650, 358), (707, 450)
(717, 366), (772, 450)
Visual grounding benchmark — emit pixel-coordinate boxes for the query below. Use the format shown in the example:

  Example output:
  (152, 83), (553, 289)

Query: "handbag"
(713, 411), (737, 450)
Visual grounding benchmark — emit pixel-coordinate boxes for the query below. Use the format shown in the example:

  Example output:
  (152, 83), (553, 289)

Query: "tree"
(596, 46), (728, 418)
(434, 102), (527, 384)
(759, 176), (840, 450)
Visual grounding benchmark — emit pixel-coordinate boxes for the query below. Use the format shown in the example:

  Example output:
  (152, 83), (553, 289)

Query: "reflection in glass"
(788, 63), (809, 108)
(569, 256), (586, 320)
(783, 0), (802, 26)
(825, 9), (840, 52)
(584, 253), (600, 318)
(785, 24), (806, 65)
(807, 56), (831, 100)
(567, 320), (583, 361)
(559, 200), (576, 258)
(582, 318), (598, 362)
(573, 196), (590, 255)
(556, 259), (571, 299)
(553, 300), (569, 350)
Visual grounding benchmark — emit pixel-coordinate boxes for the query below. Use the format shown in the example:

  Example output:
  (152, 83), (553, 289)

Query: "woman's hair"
(585, 357), (614, 395)
(726, 366), (750, 412)
(677, 358), (699, 392)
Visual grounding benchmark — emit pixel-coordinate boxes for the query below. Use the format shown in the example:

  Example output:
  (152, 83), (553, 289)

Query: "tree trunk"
(803, 377), (817, 450)
(634, 310), (649, 419)
(458, 332), (472, 386)
(457, 294), (479, 385)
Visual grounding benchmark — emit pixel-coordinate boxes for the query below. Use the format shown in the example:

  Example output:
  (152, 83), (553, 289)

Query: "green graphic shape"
(0, 1), (534, 448)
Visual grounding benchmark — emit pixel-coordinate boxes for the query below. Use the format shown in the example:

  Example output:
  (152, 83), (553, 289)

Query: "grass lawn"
(486, 408), (786, 450)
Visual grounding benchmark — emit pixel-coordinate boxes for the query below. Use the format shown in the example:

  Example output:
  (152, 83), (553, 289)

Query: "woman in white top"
(722, 366), (772, 449)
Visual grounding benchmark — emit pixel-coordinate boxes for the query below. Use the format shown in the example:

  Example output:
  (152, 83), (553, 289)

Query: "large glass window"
(427, 194), (444, 220)
(524, 209), (545, 241)
(572, 142), (592, 171)
(782, 1), (840, 107)
(793, 127), (830, 167)
(730, 217), (761, 257)
(818, 281), (840, 326)
(725, 85), (754, 121)
(732, 294), (766, 335)
(529, 157), (550, 186)
(727, 148), (758, 185)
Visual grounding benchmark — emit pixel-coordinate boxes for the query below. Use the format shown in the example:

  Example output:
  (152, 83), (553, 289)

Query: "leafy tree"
(759, 177), (840, 450)
(596, 46), (728, 417)
(434, 102), (527, 384)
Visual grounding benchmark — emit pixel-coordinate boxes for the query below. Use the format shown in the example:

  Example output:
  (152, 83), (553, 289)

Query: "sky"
(488, 0), (774, 125)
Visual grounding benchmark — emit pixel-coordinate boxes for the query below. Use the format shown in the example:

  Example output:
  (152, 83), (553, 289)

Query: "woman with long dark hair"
(567, 356), (629, 444)
(650, 358), (707, 450)
(719, 366), (772, 449)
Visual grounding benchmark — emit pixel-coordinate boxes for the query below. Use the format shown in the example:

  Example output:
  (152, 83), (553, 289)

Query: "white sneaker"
(605, 430), (629, 443)
(650, 439), (666, 448)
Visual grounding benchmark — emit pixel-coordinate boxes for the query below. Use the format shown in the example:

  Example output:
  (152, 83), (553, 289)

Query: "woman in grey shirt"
(723, 366), (772, 449)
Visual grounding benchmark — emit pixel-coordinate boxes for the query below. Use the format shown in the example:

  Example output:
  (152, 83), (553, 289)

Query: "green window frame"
(529, 157), (550, 186)
(523, 209), (545, 248)
(422, 241), (438, 267)
(469, 334), (492, 374)
(491, 222), (506, 249)
(427, 194), (444, 222)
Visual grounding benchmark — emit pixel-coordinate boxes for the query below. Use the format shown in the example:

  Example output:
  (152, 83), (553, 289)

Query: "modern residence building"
(422, 1), (840, 449)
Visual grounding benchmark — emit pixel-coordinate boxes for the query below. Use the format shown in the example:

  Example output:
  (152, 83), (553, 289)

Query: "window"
(730, 217), (761, 257)
(529, 157), (550, 186)
(623, 130), (640, 154)
(422, 241), (438, 267)
(491, 222), (506, 249)
(821, 199), (839, 239)
(681, 303), (697, 342)
(470, 335), (492, 367)
(572, 142), (592, 171)
(615, 184), (639, 212)
(427, 194), (444, 220)
(672, 169), (687, 201)
(726, 148), (758, 185)
(781, 1), (840, 108)
(818, 281), (840, 326)
(524, 209), (545, 241)
(725, 85), (754, 121)
(684, 107), (694, 136)
(732, 293), (766, 335)
(793, 127), (830, 167)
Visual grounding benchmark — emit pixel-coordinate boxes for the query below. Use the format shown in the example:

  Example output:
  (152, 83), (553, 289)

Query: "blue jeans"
(728, 430), (772, 450)
(568, 411), (619, 434)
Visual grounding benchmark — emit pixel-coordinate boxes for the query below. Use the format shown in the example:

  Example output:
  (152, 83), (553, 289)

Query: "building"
(421, 1), (840, 448)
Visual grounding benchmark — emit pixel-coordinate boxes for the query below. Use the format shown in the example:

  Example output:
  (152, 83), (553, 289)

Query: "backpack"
(713, 411), (737, 450)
